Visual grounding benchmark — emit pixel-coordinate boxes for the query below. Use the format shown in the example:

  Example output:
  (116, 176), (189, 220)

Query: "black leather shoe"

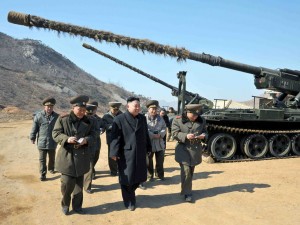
(62, 206), (69, 215)
(139, 183), (146, 190)
(73, 208), (85, 214)
(85, 189), (93, 194)
(185, 195), (193, 203)
(128, 202), (136, 211)
(40, 175), (46, 181)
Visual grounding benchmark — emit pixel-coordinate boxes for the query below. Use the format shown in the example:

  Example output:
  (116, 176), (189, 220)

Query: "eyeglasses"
(127, 96), (140, 103)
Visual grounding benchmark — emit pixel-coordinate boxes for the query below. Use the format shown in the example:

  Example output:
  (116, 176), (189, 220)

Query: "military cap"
(185, 104), (202, 114)
(86, 104), (97, 114)
(70, 95), (89, 107)
(109, 102), (122, 109)
(42, 97), (56, 106)
(88, 100), (98, 107)
(127, 96), (140, 103)
(146, 100), (159, 108)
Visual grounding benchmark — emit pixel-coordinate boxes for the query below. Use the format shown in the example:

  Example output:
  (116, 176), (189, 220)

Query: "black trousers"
(120, 183), (140, 206)
(166, 127), (172, 141)
(60, 174), (84, 210)
(38, 148), (55, 175)
(108, 145), (118, 175)
(148, 150), (165, 179)
(92, 142), (101, 175)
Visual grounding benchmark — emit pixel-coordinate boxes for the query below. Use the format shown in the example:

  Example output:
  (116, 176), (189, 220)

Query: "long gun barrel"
(82, 43), (210, 104)
(8, 11), (300, 98)
(82, 43), (177, 94)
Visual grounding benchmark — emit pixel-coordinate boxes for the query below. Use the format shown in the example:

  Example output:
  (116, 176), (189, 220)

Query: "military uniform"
(145, 100), (166, 180)
(102, 102), (122, 175)
(160, 109), (171, 146)
(83, 104), (100, 193)
(30, 97), (59, 181)
(167, 107), (176, 141)
(171, 104), (207, 201)
(87, 100), (104, 179)
(52, 95), (97, 215)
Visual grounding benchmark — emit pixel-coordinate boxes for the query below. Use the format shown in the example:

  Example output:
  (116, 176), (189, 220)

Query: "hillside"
(0, 32), (145, 114)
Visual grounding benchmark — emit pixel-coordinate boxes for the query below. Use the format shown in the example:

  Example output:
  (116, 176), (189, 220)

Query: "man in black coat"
(110, 96), (152, 211)
(86, 100), (104, 180)
(102, 102), (123, 176)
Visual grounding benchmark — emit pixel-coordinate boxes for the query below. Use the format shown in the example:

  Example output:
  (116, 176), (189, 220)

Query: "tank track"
(212, 155), (300, 163)
(204, 123), (300, 163)
(208, 124), (300, 134)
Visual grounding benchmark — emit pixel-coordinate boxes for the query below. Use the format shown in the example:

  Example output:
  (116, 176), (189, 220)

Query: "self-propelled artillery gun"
(82, 43), (213, 115)
(8, 11), (300, 161)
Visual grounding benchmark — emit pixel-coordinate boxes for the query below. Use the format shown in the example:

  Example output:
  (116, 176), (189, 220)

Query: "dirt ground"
(0, 119), (299, 225)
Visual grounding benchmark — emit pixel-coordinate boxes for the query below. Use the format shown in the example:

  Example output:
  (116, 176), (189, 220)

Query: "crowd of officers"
(30, 95), (207, 215)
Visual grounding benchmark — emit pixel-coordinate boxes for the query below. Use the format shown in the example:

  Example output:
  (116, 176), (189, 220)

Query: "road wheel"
(291, 134), (300, 156)
(269, 134), (291, 157)
(242, 134), (268, 159)
(209, 133), (236, 160)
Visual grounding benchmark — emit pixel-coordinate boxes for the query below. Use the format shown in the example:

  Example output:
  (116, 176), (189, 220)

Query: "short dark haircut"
(127, 96), (140, 103)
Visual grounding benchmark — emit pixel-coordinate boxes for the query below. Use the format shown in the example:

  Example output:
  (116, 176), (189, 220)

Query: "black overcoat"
(110, 111), (152, 185)
(102, 110), (123, 144)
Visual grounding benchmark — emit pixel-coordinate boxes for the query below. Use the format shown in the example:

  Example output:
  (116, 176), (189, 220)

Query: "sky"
(1, 1), (300, 105)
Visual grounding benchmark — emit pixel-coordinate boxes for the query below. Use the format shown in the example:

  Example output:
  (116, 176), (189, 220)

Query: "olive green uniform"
(83, 114), (100, 192)
(52, 111), (96, 211)
(172, 114), (207, 196)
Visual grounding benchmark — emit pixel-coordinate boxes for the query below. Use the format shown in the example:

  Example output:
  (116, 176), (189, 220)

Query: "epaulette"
(176, 115), (182, 119)
(60, 113), (69, 118)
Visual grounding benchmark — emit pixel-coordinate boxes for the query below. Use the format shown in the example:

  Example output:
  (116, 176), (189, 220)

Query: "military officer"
(86, 100), (104, 180)
(145, 100), (166, 181)
(52, 95), (97, 215)
(171, 104), (207, 203)
(83, 104), (100, 194)
(102, 102), (123, 176)
(167, 107), (176, 141)
(30, 97), (59, 181)
(159, 108), (171, 147)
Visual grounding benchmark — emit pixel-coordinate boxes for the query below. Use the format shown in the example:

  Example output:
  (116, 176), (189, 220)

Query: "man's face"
(186, 112), (198, 121)
(160, 110), (165, 117)
(127, 100), (141, 116)
(148, 107), (157, 117)
(44, 105), (54, 115)
(110, 107), (119, 115)
(73, 106), (86, 119)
